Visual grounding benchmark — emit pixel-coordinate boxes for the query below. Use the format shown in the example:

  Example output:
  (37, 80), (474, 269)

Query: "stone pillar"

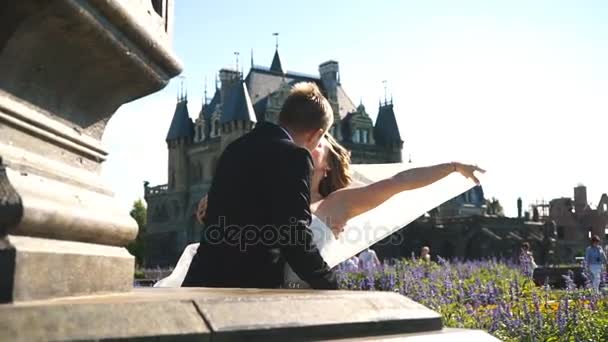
(0, 0), (182, 303)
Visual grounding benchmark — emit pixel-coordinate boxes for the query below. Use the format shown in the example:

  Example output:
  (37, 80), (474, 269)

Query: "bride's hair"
(318, 133), (352, 197)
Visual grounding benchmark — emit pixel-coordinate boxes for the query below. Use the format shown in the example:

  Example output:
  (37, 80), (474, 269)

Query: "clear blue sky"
(102, 0), (608, 216)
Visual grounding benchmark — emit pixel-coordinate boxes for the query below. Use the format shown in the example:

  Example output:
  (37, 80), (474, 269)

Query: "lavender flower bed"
(337, 258), (608, 341)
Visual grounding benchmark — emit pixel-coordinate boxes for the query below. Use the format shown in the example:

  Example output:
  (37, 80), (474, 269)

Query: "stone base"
(0, 288), (498, 341)
(0, 235), (134, 303)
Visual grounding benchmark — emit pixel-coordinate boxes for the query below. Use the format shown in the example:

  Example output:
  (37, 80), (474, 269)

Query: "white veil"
(318, 163), (481, 268)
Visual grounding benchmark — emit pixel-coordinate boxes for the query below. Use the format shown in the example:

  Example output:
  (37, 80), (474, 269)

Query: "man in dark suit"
(182, 82), (338, 289)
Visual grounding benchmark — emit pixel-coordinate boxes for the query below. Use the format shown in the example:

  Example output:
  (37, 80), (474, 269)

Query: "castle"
(144, 49), (404, 267)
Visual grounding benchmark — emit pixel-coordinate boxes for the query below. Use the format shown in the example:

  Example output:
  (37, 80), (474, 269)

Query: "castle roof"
(373, 103), (402, 146)
(196, 53), (399, 147)
(243, 66), (356, 121)
(166, 99), (194, 142)
(270, 49), (284, 74)
(201, 89), (220, 120)
(220, 81), (257, 123)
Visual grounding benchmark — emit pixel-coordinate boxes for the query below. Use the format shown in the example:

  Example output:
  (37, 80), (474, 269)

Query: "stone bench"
(1, 288), (498, 341)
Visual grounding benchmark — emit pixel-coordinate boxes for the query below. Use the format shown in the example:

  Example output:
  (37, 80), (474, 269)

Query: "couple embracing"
(174, 82), (483, 289)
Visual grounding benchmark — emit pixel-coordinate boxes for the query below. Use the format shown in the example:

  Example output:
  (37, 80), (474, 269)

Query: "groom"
(182, 82), (338, 289)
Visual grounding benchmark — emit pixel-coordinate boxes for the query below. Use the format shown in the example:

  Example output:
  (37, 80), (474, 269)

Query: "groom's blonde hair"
(278, 82), (333, 133)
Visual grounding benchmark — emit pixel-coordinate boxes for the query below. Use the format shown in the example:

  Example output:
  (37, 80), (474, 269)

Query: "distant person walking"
(585, 235), (607, 292)
(519, 242), (537, 278)
(341, 255), (359, 272)
(420, 246), (431, 263)
(359, 248), (381, 270)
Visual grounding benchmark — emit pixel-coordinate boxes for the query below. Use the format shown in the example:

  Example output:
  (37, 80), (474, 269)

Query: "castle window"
(362, 130), (369, 144)
(352, 129), (361, 143)
(214, 120), (219, 137)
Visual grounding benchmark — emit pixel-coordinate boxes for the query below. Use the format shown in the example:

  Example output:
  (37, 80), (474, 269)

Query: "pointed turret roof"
(270, 49), (284, 74)
(220, 81), (257, 124)
(166, 99), (194, 142)
(373, 103), (402, 147)
(201, 89), (220, 120)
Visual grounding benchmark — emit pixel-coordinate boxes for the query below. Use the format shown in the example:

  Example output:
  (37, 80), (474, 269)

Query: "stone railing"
(145, 184), (169, 197)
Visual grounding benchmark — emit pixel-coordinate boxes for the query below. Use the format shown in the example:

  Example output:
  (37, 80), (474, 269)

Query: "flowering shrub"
(337, 258), (608, 341)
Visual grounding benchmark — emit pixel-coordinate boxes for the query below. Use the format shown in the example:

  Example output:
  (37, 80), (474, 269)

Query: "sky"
(102, 0), (608, 217)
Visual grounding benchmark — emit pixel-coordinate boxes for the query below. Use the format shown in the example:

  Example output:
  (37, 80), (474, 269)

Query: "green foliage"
(485, 197), (505, 216)
(134, 269), (145, 279)
(127, 199), (147, 267)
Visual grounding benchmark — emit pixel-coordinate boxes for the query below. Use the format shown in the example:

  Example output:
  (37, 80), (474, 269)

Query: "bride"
(154, 134), (483, 288)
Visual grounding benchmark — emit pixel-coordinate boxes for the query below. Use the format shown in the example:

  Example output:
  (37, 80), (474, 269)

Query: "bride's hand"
(452, 162), (485, 184)
(195, 195), (208, 224)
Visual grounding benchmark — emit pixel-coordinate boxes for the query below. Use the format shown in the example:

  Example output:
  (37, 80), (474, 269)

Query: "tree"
(485, 197), (505, 216)
(127, 199), (147, 266)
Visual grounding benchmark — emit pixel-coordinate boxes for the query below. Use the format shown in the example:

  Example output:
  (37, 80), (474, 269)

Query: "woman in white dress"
(155, 134), (483, 288)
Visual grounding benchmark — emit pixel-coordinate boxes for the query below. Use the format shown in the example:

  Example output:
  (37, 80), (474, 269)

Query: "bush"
(134, 269), (145, 279)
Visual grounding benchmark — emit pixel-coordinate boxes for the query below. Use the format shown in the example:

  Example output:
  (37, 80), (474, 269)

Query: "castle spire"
(234, 51), (240, 73)
(203, 77), (208, 104)
(177, 75), (187, 101)
(250, 48), (254, 68)
(270, 33), (284, 74)
(182, 76), (187, 101)
(382, 80), (388, 105)
(273, 32), (279, 50)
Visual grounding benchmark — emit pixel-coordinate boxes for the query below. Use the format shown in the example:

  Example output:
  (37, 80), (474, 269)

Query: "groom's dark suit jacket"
(182, 122), (338, 289)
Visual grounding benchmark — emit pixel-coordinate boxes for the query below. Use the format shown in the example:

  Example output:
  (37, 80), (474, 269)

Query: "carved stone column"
(0, 0), (182, 303)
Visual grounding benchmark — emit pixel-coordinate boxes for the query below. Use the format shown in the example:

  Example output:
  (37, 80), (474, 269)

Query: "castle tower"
(574, 185), (588, 214)
(319, 60), (341, 139)
(219, 68), (240, 104)
(166, 96), (194, 191)
(374, 98), (403, 162)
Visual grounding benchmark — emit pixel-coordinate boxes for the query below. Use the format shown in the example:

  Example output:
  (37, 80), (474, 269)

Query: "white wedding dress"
(283, 215), (335, 289)
(154, 214), (334, 288)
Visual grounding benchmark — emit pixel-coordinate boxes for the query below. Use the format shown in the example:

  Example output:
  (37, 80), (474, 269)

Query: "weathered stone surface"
(3, 167), (136, 246)
(1, 298), (209, 342)
(0, 0), (181, 141)
(195, 290), (441, 340)
(0, 235), (134, 303)
(0, 288), (498, 342)
(0, 0), (181, 302)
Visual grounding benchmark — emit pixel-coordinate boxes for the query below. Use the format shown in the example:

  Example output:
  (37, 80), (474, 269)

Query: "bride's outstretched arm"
(315, 162), (484, 230)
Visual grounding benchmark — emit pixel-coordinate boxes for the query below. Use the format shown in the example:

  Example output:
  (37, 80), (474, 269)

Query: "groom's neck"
(281, 125), (307, 149)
